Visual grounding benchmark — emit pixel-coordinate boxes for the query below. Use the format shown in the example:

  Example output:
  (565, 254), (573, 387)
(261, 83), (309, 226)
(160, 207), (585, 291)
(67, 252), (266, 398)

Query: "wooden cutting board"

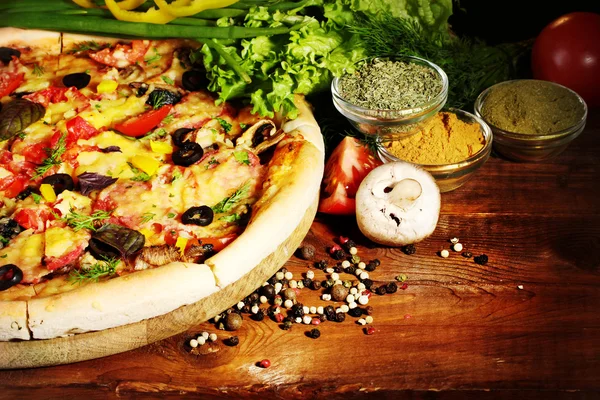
(0, 199), (318, 369)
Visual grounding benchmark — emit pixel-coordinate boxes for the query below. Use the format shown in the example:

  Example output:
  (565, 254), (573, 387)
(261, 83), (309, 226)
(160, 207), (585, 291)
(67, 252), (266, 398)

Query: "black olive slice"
(172, 142), (203, 167)
(41, 173), (74, 195)
(62, 72), (91, 90)
(172, 128), (194, 147)
(0, 264), (23, 292)
(146, 88), (181, 109)
(129, 82), (149, 97)
(0, 47), (21, 65)
(182, 206), (214, 226)
(182, 70), (208, 92)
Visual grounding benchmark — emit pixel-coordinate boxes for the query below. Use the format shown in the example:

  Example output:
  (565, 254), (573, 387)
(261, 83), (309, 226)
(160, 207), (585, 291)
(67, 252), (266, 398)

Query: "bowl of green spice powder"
(474, 79), (587, 162)
(332, 55), (448, 140)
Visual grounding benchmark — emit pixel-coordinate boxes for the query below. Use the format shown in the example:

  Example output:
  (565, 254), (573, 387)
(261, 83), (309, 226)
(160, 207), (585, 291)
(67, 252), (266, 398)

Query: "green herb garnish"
(239, 122), (248, 130)
(66, 40), (108, 54)
(140, 212), (155, 223)
(61, 209), (112, 232)
(206, 157), (220, 170)
(171, 170), (183, 182)
(161, 114), (174, 124)
(33, 133), (66, 179)
(31, 193), (42, 204)
(32, 63), (44, 77)
(212, 183), (250, 214)
(234, 151), (249, 165)
(68, 256), (120, 285)
(215, 117), (232, 133)
(161, 75), (174, 85)
(128, 163), (151, 182)
(145, 49), (161, 65)
(167, 212), (176, 218)
(220, 213), (240, 223)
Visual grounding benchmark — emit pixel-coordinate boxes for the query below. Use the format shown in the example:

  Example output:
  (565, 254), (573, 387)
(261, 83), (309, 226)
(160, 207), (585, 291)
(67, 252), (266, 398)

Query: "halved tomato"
(113, 105), (172, 137)
(318, 137), (381, 215)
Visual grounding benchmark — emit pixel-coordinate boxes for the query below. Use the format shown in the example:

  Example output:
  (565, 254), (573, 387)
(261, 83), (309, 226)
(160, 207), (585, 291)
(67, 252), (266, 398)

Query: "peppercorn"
(376, 286), (387, 295)
(386, 282), (398, 293)
(331, 249), (344, 260)
(365, 326), (375, 335)
(324, 306), (336, 321)
(280, 278), (288, 287)
(282, 288), (297, 302)
(252, 309), (265, 321)
(225, 336), (239, 346)
(301, 278), (311, 288)
(268, 276), (278, 285)
(248, 292), (259, 303)
(401, 244), (416, 255)
(297, 244), (316, 260)
(331, 284), (349, 302)
(319, 314), (327, 322)
(322, 279), (334, 289)
(348, 307), (362, 318)
(260, 284), (275, 299)
(346, 266), (357, 275)
(462, 251), (473, 258)
(365, 261), (377, 272)
(474, 254), (489, 265)
(308, 328), (321, 339)
(333, 266), (342, 273)
(282, 320), (293, 330)
(343, 280), (352, 288)
(310, 280), (322, 290)
(342, 239), (357, 252)
(259, 359), (271, 368)
(371, 259), (381, 267)
(291, 303), (305, 318)
(241, 304), (251, 314)
(362, 279), (373, 289)
(273, 295), (283, 306)
(335, 312), (346, 322)
(315, 260), (328, 270)
(364, 306), (374, 315)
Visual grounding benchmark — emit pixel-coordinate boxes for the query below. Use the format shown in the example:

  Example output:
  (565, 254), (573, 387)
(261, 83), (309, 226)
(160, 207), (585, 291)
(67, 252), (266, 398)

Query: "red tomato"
(164, 229), (179, 246)
(532, 12), (600, 107)
(20, 140), (51, 165)
(64, 116), (99, 146)
(0, 72), (24, 98)
(113, 105), (172, 137)
(89, 40), (150, 68)
(0, 174), (28, 198)
(318, 137), (381, 215)
(14, 208), (54, 232)
(23, 87), (89, 110)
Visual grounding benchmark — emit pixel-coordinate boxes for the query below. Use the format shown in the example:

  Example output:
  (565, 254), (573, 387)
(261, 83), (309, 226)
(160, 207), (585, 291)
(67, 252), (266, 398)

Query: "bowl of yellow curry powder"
(378, 109), (492, 192)
(474, 79), (587, 162)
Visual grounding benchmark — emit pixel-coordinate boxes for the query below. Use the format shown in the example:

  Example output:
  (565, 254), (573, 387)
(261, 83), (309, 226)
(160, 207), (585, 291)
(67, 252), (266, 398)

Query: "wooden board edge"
(0, 197), (318, 369)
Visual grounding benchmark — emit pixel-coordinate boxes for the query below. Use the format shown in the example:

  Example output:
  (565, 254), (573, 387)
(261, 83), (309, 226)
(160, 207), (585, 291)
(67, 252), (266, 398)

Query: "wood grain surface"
(0, 113), (598, 399)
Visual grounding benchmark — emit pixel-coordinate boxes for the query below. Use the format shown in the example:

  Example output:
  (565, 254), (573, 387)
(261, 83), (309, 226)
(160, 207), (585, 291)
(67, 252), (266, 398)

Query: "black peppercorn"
(260, 284), (275, 299)
(462, 251), (473, 258)
(322, 279), (334, 289)
(280, 278), (288, 287)
(252, 309), (265, 321)
(225, 336), (239, 346)
(302, 278), (312, 288)
(248, 292), (259, 303)
(319, 315), (327, 322)
(280, 267), (287, 274)
(282, 320), (293, 330)
(346, 266), (356, 275)
(241, 304), (251, 314)
(315, 260), (328, 270)
(365, 261), (377, 272)
(332, 249), (345, 260)
(342, 239), (357, 252)
(333, 266), (342, 273)
(268, 276), (277, 285)
(474, 254), (489, 265)
(372, 259), (381, 267)
(376, 286), (387, 295)
(308, 328), (321, 339)
(348, 307), (362, 318)
(324, 305), (336, 321)
(291, 303), (304, 318)
(335, 313), (346, 322)
(310, 280), (322, 290)
(362, 279), (373, 289)
(386, 282), (398, 293)
(401, 244), (416, 255)
(297, 244), (316, 260)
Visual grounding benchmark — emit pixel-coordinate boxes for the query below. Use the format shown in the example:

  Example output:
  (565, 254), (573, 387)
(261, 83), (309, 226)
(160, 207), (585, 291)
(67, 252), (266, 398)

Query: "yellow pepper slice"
(175, 236), (188, 256)
(72, 0), (96, 8)
(105, 0), (176, 24)
(154, 0), (239, 18)
(97, 80), (119, 94)
(40, 184), (57, 203)
(150, 140), (173, 154)
(139, 228), (154, 239)
(131, 155), (161, 176)
(116, 0), (147, 10)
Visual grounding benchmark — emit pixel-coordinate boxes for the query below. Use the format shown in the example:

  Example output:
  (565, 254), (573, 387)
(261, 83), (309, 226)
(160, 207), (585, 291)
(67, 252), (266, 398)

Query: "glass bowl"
(378, 109), (493, 193)
(474, 80), (587, 162)
(331, 55), (448, 140)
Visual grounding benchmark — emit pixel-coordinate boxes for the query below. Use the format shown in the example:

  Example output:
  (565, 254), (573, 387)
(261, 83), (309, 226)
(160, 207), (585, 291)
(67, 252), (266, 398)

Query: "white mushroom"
(355, 161), (441, 246)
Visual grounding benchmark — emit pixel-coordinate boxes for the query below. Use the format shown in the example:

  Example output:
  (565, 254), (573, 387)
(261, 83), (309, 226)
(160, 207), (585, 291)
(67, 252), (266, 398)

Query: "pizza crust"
(0, 30), (325, 340)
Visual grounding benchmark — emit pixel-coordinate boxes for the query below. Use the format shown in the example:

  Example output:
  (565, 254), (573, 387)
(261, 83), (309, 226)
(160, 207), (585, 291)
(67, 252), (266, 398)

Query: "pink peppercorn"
(365, 327), (376, 335)
(311, 318), (320, 325)
(339, 236), (349, 244)
(259, 359), (271, 368)
(329, 244), (343, 254)
(400, 283), (408, 290)
(363, 290), (372, 299)
(274, 313), (284, 323)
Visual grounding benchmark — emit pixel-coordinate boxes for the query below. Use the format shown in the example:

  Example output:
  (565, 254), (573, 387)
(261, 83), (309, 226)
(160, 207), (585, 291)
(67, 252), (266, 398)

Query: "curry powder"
(383, 112), (485, 165)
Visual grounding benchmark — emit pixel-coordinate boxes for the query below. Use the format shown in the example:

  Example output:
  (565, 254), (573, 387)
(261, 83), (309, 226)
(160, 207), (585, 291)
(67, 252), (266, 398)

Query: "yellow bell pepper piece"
(131, 155), (161, 176)
(40, 184), (57, 203)
(105, 0), (176, 24)
(139, 228), (154, 239)
(175, 236), (188, 256)
(97, 80), (119, 94)
(72, 0), (96, 8)
(154, 0), (239, 17)
(116, 0), (146, 10)
(150, 140), (173, 154)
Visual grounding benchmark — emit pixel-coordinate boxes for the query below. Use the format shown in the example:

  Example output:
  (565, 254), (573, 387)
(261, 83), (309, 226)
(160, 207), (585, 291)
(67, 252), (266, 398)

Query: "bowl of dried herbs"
(332, 55), (448, 140)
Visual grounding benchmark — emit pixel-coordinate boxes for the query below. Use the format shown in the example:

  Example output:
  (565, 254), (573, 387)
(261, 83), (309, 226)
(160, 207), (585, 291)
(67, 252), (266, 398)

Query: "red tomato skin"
(0, 72), (24, 98)
(114, 105), (172, 137)
(20, 140), (50, 165)
(532, 12), (600, 107)
(14, 208), (54, 233)
(0, 174), (28, 198)
(318, 137), (381, 215)
(64, 116), (99, 146)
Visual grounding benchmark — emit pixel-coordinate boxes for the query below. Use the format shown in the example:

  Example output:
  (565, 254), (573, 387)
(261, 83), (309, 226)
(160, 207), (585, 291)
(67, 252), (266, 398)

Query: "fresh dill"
(128, 163), (151, 182)
(68, 256), (120, 285)
(212, 183), (250, 214)
(140, 212), (155, 223)
(215, 117), (232, 133)
(67, 41), (109, 54)
(32, 63), (44, 77)
(206, 157), (220, 170)
(144, 49), (161, 65)
(61, 209), (112, 232)
(161, 114), (174, 124)
(33, 133), (67, 179)
(161, 75), (174, 85)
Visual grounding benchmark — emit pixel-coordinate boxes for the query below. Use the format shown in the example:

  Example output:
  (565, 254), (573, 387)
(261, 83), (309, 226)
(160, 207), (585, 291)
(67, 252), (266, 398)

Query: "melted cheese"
(44, 227), (89, 259)
(0, 230), (45, 283)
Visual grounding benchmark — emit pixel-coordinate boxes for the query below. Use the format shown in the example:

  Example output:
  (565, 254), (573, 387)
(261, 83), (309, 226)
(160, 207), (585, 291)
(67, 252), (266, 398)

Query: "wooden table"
(1, 112), (599, 399)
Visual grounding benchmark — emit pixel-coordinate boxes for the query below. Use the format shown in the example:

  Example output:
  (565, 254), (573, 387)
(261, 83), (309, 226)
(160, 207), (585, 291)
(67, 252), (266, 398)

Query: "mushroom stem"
(388, 179), (422, 209)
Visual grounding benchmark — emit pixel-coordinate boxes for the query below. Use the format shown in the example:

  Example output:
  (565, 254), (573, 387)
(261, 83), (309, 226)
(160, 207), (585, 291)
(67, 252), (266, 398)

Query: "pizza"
(0, 28), (324, 341)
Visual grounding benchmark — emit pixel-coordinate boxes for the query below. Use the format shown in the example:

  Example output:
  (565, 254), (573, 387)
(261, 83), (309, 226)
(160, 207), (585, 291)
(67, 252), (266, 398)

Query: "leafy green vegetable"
(68, 256), (120, 285)
(91, 223), (145, 258)
(234, 151), (250, 165)
(216, 117), (232, 133)
(0, 99), (45, 141)
(212, 183), (250, 214)
(220, 213), (241, 223)
(33, 132), (66, 179)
